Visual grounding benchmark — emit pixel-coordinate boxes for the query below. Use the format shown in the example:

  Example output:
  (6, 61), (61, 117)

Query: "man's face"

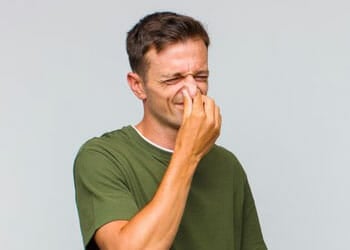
(142, 39), (209, 130)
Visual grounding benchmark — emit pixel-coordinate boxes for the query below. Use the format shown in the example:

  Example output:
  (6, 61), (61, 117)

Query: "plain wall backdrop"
(1, 0), (349, 249)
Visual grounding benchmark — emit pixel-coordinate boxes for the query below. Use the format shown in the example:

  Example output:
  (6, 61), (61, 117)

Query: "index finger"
(191, 90), (204, 113)
(182, 89), (193, 119)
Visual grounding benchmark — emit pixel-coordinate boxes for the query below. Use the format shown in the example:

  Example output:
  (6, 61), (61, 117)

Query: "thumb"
(182, 89), (192, 119)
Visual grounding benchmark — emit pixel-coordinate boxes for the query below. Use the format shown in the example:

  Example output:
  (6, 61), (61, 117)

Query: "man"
(74, 12), (267, 250)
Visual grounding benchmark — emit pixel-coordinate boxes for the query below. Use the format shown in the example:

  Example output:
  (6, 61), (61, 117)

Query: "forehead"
(145, 39), (208, 76)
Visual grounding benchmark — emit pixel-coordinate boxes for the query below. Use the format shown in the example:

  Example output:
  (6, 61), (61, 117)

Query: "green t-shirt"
(74, 126), (267, 250)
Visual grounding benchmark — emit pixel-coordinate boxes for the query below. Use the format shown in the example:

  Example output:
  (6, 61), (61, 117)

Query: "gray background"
(1, 0), (349, 249)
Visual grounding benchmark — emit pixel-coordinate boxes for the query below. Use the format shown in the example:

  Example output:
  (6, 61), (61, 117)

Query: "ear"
(127, 72), (147, 100)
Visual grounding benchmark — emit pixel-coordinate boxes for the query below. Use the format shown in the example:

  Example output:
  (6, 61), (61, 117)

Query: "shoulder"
(78, 126), (133, 152)
(73, 126), (135, 173)
(75, 125), (137, 162)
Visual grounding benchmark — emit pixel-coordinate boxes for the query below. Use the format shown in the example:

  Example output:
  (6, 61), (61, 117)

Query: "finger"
(215, 105), (222, 132)
(202, 96), (215, 116)
(182, 89), (193, 119)
(192, 90), (203, 113)
(204, 96), (221, 133)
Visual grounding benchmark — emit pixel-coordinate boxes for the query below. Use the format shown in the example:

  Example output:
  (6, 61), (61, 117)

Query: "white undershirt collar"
(131, 125), (174, 153)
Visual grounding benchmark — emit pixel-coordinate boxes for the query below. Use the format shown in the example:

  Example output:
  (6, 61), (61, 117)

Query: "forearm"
(103, 152), (199, 250)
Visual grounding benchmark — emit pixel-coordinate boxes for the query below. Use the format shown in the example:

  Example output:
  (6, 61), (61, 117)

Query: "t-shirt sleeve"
(74, 147), (139, 248)
(241, 178), (268, 250)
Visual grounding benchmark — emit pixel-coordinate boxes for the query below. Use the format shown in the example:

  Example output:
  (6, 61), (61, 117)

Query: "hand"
(174, 89), (222, 161)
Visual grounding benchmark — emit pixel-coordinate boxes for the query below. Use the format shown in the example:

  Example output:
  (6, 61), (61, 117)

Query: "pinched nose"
(183, 75), (198, 98)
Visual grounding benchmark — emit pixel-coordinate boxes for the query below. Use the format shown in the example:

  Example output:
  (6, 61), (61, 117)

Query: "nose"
(183, 75), (198, 98)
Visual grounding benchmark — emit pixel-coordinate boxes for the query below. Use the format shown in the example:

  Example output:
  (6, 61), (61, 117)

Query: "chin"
(166, 117), (183, 130)
(169, 120), (182, 130)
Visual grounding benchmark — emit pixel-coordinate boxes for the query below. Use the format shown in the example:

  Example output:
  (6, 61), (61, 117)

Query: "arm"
(95, 90), (221, 250)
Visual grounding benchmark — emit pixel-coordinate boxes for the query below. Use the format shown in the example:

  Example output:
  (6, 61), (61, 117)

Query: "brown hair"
(126, 12), (210, 81)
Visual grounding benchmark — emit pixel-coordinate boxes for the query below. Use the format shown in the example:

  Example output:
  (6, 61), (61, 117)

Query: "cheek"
(167, 85), (185, 101)
(147, 87), (177, 106)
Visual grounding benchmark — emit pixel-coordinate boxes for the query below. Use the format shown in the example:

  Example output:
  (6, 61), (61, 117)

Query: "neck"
(135, 119), (178, 151)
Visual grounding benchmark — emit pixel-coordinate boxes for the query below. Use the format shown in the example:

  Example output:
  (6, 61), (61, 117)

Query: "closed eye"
(161, 76), (184, 85)
(194, 75), (209, 82)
